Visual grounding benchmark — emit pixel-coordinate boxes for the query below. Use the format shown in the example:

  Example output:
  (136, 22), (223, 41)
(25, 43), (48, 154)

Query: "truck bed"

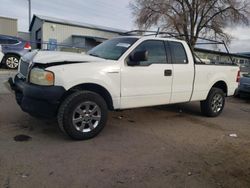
(191, 64), (239, 101)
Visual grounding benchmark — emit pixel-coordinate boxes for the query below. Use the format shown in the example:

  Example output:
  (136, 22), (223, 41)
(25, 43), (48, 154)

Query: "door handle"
(164, 69), (172, 76)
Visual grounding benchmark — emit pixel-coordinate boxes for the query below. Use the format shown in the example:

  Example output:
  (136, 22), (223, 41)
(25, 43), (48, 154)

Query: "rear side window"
(132, 40), (167, 66)
(169, 41), (188, 64)
(7, 39), (19, 44)
(0, 38), (8, 44)
(0, 37), (19, 45)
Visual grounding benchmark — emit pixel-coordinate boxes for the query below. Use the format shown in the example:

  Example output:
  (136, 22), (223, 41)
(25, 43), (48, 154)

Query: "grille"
(19, 59), (30, 78)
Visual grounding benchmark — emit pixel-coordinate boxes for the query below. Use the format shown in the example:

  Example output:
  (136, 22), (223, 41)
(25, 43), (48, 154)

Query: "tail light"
(24, 42), (31, 50)
(236, 70), (241, 82)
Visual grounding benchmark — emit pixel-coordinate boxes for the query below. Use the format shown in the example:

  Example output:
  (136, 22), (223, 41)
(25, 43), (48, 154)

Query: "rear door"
(167, 41), (195, 103)
(120, 40), (173, 109)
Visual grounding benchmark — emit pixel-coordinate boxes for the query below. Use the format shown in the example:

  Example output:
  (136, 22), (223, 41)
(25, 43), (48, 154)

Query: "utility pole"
(27, 0), (31, 44)
(28, 0), (31, 27)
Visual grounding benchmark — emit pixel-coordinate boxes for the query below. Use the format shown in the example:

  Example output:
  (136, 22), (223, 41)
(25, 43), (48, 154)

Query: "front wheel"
(200, 88), (225, 117)
(57, 91), (108, 140)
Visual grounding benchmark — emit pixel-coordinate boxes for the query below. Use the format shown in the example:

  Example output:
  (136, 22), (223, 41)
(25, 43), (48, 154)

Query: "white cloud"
(225, 26), (250, 40)
(224, 27), (250, 53)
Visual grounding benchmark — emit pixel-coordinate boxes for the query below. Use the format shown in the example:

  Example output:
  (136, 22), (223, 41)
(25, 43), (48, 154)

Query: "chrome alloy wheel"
(72, 101), (101, 133)
(211, 93), (223, 113)
(6, 56), (19, 69)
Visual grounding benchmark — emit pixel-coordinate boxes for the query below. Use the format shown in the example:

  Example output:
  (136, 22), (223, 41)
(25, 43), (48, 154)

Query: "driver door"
(120, 40), (173, 109)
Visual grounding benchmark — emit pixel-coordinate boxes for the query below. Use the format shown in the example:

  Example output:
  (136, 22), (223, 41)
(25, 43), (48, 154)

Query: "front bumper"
(9, 75), (66, 118)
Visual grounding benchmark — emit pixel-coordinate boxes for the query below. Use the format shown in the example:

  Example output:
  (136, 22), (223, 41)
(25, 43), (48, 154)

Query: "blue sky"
(0, 0), (249, 53)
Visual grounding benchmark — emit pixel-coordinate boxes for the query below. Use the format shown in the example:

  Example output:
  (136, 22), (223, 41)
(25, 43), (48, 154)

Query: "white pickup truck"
(8, 36), (240, 140)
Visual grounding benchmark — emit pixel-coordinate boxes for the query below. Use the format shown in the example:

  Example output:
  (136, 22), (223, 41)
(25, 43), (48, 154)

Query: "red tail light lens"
(236, 70), (240, 82)
(24, 42), (31, 50)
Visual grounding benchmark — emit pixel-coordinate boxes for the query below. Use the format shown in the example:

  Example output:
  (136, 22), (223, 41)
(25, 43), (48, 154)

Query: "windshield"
(87, 37), (138, 60)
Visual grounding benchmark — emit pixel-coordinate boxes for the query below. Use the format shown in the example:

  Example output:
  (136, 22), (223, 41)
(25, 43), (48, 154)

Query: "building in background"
(195, 48), (250, 73)
(237, 52), (250, 58)
(18, 31), (31, 42)
(29, 15), (126, 52)
(0, 16), (18, 36)
(0, 16), (30, 41)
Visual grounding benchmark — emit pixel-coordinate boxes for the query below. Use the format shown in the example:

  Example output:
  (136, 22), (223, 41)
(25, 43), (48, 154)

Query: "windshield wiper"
(88, 53), (108, 60)
(89, 53), (100, 58)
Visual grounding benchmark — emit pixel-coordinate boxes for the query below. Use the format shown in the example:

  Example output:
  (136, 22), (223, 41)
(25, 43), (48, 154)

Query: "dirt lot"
(0, 89), (250, 187)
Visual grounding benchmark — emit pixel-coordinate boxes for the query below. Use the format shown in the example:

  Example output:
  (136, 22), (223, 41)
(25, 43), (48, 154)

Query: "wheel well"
(61, 83), (114, 110)
(4, 53), (21, 58)
(2, 53), (21, 62)
(212, 81), (228, 95)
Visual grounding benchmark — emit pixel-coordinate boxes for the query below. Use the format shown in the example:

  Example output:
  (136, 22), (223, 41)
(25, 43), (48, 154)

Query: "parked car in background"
(0, 45), (4, 64)
(0, 34), (31, 69)
(237, 73), (250, 97)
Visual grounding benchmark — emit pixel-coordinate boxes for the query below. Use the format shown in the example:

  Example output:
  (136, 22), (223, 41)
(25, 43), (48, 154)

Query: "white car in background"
(0, 45), (4, 64)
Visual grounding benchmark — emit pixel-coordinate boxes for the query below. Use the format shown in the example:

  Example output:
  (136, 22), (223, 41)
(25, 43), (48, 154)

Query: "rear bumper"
(238, 85), (250, 94)
(238, 90), (250, 97)
(9, 75), (65, 118)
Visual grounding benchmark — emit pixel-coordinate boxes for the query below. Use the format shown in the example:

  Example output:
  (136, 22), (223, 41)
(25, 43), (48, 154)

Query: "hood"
(22, 50), (105, 64)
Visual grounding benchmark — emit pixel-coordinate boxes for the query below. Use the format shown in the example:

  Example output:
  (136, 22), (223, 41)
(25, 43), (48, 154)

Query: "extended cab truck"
(8, 36), (240, 140)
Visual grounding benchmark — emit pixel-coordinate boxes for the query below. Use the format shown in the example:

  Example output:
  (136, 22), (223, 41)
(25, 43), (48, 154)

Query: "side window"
(7, 39), (19, 44)
(0, 38), (8, 44)
(131, 40), (167, 66)
(0, 38), (18, 45)
(169, 41), (188, 64)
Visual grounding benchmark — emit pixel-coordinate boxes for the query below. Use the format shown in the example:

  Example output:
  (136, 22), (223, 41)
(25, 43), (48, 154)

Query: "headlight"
(29, 68), (54, 86)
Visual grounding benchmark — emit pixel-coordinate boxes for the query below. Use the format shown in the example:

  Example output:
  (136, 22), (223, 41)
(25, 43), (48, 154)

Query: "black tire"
(57, 91), (108, 140)
(200, 88), (225, 117)
(3, 54), (20, 69)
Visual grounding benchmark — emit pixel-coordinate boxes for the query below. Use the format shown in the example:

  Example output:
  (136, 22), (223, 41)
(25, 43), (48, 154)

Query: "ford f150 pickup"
(8, 36), (240, 140)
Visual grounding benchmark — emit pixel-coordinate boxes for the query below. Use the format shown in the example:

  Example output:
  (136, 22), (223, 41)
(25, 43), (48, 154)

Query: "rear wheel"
(200, 88), (225, 117)
(3, 54), (20, 69)
(57, 91), (108, 140)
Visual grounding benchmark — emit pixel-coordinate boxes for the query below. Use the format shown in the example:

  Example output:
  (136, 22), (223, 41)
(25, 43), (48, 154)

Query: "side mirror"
(128, 50), (148, 66)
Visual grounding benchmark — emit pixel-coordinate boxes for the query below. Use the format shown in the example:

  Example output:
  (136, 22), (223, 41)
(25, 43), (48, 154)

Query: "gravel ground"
(0, 69), (250, 188)
(0, 90), (250, 188)
(0, 69), (16, 94)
